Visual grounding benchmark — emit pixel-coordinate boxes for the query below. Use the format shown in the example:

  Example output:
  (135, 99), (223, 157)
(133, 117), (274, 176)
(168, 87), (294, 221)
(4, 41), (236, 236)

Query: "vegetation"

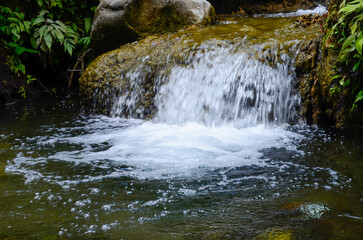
(323, 0), (363, 111)
(0, 0), (99, 98)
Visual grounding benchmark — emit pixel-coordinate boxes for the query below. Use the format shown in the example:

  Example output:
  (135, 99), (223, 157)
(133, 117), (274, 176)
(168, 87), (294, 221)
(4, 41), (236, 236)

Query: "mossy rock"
(295, 0), (363, 127)
(255, 228), (294, 240)
(80, 33), (198, 118)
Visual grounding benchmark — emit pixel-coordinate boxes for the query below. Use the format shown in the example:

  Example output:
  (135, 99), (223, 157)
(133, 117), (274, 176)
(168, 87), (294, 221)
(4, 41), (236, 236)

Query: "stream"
(1, 7), (363, 240)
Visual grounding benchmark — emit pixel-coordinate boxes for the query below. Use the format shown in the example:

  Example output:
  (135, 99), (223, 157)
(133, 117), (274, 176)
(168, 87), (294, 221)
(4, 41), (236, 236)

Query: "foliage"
(31, 10), (77, 61)
(0, 0), (99, 98)
(0, 6), (38, 76)
(323, 0), (363, 111)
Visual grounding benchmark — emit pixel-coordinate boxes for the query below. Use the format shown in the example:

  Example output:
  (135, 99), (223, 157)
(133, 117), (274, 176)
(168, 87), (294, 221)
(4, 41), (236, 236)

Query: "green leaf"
(46, 18), (54, 24)
(339, 1), (363, 14)
(19, 22), (24, 32)
(7, 42), (19, 48)
(30, 37), (37, 49)
(17, 47), (38, 55)
(353, 61), (361, 72)
(40, 42), (48, 52)
(339, 78), (346, 86)
(14, 46), (26, 55)
(84, 17), (92, 34)
(55, 20), (66, 30)
(64, 40), (74, 56)
(356, 33), (363, 55)
(354, 90), (363, 104)
(54, 28), (64, 43)
(23, 21), (31, 34)
(78, 37), (90, 47)
(18, 64), (26, 74)
(332, 75), (342, 80)
(7, 17), (19, 23)
(13, 12), (25, 20)
(39, 25), (47, 39)
(33, 16), (45, 26)
(11, 29), (20, 41)
(44, 33), (53, 50)
(340, 33), (357, 55)
(37, 0), (43, 7)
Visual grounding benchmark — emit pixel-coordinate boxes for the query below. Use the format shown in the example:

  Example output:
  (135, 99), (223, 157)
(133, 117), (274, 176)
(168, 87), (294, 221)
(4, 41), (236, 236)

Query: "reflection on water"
(0, 102), (362, 239)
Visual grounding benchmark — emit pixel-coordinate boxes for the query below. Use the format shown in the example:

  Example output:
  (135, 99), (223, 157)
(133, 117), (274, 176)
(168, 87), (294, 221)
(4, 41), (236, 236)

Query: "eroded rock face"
(90, 0), (216, 56)
(207, 0), (322, 14)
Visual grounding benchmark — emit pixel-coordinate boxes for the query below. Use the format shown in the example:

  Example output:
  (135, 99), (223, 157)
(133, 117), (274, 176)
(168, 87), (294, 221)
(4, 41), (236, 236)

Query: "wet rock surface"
(207, 0), (321, 14)
(295, 13), (323, 27)
(295, 0), (363, 127)
(81, 16), (322, 120)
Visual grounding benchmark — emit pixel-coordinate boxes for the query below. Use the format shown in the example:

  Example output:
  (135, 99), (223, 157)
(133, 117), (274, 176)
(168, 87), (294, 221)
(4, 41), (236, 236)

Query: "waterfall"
(110, 38), (302, 127)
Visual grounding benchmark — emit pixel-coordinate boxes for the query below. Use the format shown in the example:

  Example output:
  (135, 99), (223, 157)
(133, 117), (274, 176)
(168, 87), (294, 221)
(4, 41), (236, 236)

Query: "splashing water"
(154, 42), (301, 127)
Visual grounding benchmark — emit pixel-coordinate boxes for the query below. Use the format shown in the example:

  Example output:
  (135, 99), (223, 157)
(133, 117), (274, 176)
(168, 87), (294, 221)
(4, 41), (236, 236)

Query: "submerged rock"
(254, 228), (294, 240)
(90, 0), (216, 55)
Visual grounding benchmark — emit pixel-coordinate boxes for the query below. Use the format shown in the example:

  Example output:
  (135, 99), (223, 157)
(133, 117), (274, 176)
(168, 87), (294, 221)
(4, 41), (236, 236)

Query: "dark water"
(0, 101), (362, 239)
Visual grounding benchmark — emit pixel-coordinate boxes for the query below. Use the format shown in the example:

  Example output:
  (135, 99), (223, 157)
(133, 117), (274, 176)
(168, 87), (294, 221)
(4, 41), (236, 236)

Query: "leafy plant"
(0, 6), (38, 76)
(31, 10), (77, 57)
(0, 0), (99, 97)
(323, 0), (363, 111)
(18, 86), (26, 99)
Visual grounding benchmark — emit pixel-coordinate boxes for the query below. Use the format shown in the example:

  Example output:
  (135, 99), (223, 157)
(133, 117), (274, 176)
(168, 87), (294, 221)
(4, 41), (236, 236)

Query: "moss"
(255, 228), (294, 240)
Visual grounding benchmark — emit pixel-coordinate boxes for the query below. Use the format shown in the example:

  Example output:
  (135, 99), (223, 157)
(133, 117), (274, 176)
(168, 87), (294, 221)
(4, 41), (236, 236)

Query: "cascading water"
(153, 41), (301, 127)
(109, 39), (302, 127)
(2, 8), (362, 239)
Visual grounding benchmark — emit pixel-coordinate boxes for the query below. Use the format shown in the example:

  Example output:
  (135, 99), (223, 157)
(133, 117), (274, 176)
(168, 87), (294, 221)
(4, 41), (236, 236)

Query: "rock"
(90, 0), (216, 56)
(295, 0), (363, 127)
(295, 13), (323, 28)
(80, 33), (197, 118)
(254, 228), (294, 240)
(207, 0), (321, 15)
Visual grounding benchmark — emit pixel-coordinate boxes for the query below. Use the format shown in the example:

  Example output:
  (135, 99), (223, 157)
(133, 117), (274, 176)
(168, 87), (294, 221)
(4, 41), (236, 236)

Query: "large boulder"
(90, 0), (216, 56)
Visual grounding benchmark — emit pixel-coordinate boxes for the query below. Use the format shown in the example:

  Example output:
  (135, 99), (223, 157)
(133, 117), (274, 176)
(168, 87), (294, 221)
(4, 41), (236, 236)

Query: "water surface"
(1, 102), (362, 239)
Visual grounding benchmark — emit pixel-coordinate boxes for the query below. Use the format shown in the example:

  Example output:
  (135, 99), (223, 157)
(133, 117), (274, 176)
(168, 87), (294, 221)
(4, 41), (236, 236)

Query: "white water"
(7, 117), (307, 186)
(255, 5), (327, 17)
(154, 45), (300, 127)
(110, 39), (302, 127)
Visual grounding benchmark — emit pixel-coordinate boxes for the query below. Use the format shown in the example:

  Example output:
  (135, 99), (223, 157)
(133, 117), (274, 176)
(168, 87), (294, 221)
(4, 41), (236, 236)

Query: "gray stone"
(90, 0), (216, 56)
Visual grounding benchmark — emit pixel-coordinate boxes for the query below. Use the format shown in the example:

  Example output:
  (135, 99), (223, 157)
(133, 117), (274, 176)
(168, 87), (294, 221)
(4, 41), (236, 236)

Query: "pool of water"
(1, 101), (362, 239)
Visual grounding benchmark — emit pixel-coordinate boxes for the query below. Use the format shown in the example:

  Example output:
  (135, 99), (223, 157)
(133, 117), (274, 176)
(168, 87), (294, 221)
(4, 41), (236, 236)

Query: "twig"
(67, 49), (90, 97)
